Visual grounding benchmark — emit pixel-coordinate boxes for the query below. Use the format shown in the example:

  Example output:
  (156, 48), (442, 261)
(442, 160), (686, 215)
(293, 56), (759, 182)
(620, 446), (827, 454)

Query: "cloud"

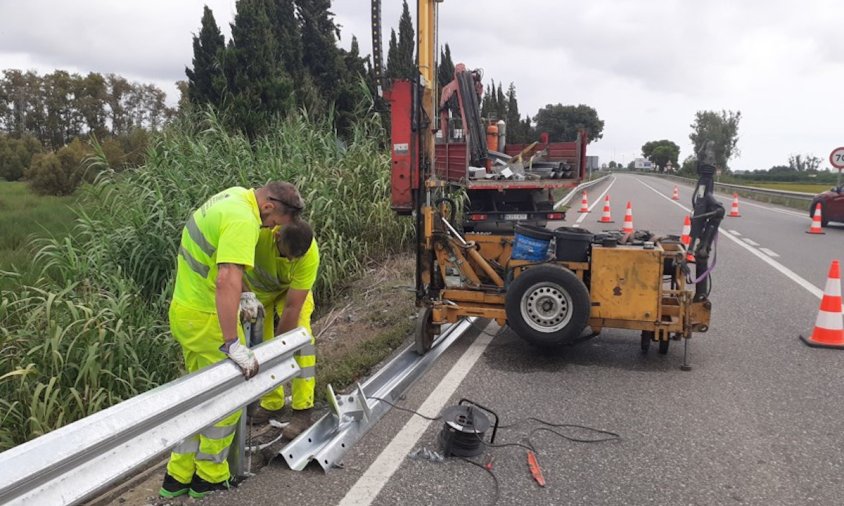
(1, 0), (842, 170)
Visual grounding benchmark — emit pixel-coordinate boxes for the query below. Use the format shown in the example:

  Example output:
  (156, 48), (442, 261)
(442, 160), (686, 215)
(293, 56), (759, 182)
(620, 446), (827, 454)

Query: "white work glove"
(221, 340), (260, 379)
(239, 292), (263, 322)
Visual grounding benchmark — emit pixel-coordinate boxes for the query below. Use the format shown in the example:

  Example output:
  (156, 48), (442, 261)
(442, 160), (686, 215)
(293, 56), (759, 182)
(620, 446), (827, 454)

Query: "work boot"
(282, 408), (314, 440)
(248, 404), (291, 425)
(159, 473), (190, 498)
(188, 474), (233, 499)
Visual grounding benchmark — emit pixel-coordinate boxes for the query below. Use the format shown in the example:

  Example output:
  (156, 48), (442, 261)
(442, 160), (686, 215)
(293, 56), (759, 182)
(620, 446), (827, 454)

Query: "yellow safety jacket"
(172, 187), (261, 313)
(245, 226), (320, 308)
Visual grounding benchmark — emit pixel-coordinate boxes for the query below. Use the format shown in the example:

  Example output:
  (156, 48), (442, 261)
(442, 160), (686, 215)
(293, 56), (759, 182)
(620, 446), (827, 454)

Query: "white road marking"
(760, 248), (780, 258)
(339, 328), (496, 506)
(730, 230), (742, 236)
(742, 238), (760, 246)
(669, 179), (810, 218)
(636, 178), (823, 300)
(718, 195), (809, 218)
(576, 177), (616, 225)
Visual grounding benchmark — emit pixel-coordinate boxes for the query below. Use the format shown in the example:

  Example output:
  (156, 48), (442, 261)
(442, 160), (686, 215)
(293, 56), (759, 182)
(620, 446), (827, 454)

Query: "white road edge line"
(636, 177), (823, 299)
(730, 230), (742, 236)
(576, 176), (616, 225)
(760, 248), (780, 258)
(742, 238), (760, 246)
(670, 179), (809, 218)
(339, 328), (496, 506)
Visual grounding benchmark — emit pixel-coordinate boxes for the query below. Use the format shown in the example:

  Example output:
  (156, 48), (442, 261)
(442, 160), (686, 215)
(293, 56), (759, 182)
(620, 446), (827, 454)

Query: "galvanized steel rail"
(646, 173), (815, 209)
(554, 174), (612, 209)
(282, 318), (476, 472)
(0, 328), (311, 506)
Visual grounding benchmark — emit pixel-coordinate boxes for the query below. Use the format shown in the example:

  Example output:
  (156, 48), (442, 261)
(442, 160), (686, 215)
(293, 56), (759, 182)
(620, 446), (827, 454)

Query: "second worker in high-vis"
(245, 219), (320, 440)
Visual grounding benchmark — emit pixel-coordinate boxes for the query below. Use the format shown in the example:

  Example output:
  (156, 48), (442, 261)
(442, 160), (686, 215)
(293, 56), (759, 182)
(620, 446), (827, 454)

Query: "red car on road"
(810, 185), (844, 226)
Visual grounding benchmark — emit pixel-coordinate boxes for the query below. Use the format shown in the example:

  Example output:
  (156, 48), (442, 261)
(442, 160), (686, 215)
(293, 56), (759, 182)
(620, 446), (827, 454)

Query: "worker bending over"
(246, 219), (320, 441)
(160, 182), (305, 499)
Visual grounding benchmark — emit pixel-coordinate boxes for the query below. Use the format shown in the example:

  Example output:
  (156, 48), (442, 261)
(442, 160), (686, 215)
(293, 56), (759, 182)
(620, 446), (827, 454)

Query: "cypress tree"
(297, 0), (345, 109)
(396, 0), (415, 79)
(185, 6), (227, 108)
(266, 0), (304, 79)
(438, 43), (455, 87)
(495, 83), (507, 123)
(225, 0), (294, 139)
(505, 82), (522, 143)
(386, 29), (399, 79)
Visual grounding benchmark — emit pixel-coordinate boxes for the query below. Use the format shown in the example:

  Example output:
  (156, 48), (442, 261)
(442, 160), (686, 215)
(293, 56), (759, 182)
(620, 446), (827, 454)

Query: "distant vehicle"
(810, 185), (844, 226)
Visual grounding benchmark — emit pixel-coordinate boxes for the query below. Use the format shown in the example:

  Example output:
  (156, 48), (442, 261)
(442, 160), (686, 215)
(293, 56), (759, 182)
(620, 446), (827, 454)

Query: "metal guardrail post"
(0, 327), (310, 506)
(282, 318), (476, 472)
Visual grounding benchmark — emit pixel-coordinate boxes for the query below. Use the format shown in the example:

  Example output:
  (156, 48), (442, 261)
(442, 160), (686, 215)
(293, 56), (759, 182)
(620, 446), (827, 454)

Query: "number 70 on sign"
(831, 147), (844, 170)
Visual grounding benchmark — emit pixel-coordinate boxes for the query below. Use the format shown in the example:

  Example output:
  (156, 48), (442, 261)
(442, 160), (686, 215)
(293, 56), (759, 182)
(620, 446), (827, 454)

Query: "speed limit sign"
(831, 147), (844, 170)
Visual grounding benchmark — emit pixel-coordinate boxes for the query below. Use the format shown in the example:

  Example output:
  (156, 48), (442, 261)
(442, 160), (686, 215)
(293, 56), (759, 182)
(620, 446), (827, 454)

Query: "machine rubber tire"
(414, 307), (440, 355)
(505, 264), (590, 348)
(658, 338), (669, 355)
(641, 331), (653, 353)
(820, 204), (829, 227)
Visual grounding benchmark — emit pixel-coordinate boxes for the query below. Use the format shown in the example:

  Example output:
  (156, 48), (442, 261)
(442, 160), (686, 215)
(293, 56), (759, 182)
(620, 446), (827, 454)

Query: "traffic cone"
(680, 214), (694, 262)
(672, 186), (680, 201)
(800, 260), (844, 349)
(728, 193), (741, 217)
(806, 203), (825, 235)
(621, 201), (634, 234)
(578, 191), (589, 213)
(598, 195), (614, 223)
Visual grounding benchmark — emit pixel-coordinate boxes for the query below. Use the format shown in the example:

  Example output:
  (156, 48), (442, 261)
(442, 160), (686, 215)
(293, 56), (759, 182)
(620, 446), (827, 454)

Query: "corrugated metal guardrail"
(645, 173), (816, 211)
(554, 174), (612, 209)
(0, 328), (311, 506)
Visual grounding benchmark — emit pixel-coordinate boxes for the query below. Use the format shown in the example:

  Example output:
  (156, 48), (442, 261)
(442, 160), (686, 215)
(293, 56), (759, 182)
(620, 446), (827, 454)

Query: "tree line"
(0, 70), (171, 148)
(384, 1), (604, 146)
(185, 0), (370, 140)
(0, 70), (164, 192)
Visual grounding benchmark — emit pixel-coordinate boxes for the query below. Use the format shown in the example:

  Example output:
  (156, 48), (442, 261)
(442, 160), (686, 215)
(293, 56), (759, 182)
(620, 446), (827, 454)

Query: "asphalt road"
(207, 173), (844, 506)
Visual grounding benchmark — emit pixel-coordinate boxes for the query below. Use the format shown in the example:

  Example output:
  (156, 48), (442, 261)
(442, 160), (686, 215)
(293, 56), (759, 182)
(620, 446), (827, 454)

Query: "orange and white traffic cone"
(578, 191), (589, 213)
(598, 195), (614, 223)
(800, 260), (844, 349)
(621, 201), (634, 234)
(680, 215), (694, 262)
(672, 186), (680, 201)
(807, 203), (825, 235)
(728, 193), (741, 217)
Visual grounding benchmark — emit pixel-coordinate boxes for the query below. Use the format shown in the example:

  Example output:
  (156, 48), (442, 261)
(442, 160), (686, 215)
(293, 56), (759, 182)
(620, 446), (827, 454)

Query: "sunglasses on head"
(268, 196), (303, 211)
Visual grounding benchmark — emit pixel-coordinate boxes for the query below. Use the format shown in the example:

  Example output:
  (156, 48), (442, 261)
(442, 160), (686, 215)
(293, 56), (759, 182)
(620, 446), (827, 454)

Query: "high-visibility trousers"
(259, 291), (315, 411)
(166, 300), (245, 485)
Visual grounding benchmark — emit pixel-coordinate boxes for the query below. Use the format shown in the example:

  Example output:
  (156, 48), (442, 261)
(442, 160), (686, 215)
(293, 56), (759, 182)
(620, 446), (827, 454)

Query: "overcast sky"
(1, 0), (842, 171)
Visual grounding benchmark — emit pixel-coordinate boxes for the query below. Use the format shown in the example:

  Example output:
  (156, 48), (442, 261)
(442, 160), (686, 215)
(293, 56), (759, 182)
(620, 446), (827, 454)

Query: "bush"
(24, 139), (93, 196)
(0, 135), (43, 181)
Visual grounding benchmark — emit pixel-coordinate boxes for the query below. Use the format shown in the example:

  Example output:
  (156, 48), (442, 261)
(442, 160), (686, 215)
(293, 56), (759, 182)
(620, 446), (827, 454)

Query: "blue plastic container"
(512, 224), (553, 261)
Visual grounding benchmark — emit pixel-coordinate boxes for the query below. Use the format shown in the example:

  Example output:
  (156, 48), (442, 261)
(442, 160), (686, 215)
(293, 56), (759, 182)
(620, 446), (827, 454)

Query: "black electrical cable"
(367, 395), (442, 421)
(459, 457), (500, 506)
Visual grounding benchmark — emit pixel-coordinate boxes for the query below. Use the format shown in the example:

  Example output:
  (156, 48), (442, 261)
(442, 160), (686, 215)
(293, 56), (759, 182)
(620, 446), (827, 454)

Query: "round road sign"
(831, 147), (844, 170)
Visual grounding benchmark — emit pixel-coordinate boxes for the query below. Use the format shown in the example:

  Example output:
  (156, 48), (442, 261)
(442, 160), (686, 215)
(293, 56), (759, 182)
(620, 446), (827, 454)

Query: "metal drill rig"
(373, 0), (714, 364)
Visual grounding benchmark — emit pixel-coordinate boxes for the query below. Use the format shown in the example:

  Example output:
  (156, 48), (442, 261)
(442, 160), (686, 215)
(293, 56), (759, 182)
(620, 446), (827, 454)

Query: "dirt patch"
(94, 254), (416, 506)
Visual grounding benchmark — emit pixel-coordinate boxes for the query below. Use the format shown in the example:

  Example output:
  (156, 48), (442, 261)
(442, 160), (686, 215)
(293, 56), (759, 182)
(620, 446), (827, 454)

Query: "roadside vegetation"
(0, 181), (79, 290)
(0, 109), (413, 450)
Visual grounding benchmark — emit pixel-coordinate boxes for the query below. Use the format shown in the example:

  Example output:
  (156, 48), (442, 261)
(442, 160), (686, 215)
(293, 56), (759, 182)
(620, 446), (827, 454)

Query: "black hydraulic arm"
(688, 140), (725, 301)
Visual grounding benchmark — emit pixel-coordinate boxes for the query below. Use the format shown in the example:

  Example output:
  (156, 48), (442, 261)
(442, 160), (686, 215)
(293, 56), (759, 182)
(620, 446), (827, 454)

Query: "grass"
(739, 181), (834, 194)
(0, 107), (414, 449)
(0, 182), (79, 288)
(316, 319), (415, 402)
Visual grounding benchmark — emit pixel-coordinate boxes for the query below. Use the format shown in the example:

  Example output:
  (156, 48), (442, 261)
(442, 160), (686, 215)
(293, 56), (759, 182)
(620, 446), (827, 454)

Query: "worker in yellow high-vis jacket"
(244, 219), (320, 441)
(159, 182), (305, 500)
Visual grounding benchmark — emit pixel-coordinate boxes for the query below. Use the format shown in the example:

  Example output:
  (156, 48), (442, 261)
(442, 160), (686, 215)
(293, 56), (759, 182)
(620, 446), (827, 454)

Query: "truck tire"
(505, 264), (590, 348)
